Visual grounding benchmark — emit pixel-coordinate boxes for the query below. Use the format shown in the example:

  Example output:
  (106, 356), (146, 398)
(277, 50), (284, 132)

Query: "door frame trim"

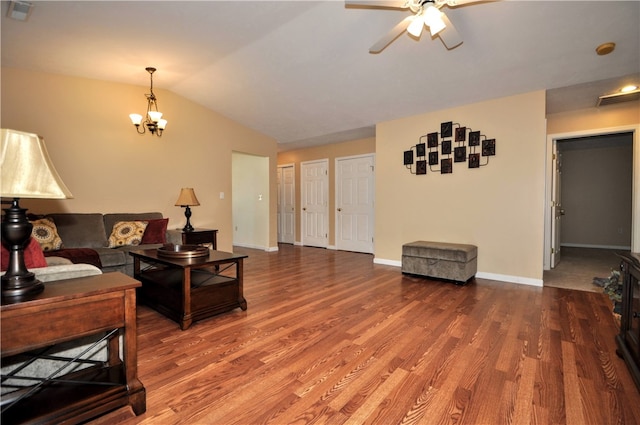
(544, 124), (639, 270)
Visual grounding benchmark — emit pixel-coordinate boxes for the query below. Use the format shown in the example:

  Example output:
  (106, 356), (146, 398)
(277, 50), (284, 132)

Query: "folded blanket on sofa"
(44, 248), (102, 269)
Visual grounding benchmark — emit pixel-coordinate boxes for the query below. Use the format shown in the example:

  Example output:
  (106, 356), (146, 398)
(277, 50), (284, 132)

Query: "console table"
(1, 273), (146, 424)
(616, 253), (640, 390)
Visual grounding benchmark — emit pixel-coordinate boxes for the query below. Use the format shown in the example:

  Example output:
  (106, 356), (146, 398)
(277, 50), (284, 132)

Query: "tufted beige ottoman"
(402, 241), (477, 284)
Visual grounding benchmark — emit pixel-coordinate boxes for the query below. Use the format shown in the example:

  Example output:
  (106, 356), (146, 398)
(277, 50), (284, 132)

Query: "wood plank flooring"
(93, 244), (640, 425)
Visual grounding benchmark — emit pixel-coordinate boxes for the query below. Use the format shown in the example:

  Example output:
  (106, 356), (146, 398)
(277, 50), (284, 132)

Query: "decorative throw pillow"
(1, 237), (48, 271)
(31, 218), (63, 251)
(141, 218), (169, 244)
(108, 221), (148, 247)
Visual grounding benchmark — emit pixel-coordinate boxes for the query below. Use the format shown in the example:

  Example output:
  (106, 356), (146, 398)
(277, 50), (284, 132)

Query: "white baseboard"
(373, 258), (543, 287)
(475, 272), (543, 287)
(373, 258), (402, 267)
(233, 242), (277, 252)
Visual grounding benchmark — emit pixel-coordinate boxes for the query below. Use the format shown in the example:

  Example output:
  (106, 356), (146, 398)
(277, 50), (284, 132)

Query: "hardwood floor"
(93, 244), (640, 425)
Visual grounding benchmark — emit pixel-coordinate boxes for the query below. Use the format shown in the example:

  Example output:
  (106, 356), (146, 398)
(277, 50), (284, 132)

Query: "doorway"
(232, 152), (270, 250)
(544, 127), (638, 273)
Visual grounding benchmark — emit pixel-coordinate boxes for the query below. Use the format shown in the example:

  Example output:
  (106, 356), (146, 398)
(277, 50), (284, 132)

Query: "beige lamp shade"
(175, 188), (200, 206)
(1, 129), (73, 199)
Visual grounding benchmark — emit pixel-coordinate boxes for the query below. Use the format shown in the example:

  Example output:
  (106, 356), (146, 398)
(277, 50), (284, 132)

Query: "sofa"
(28, 212), (181, 277)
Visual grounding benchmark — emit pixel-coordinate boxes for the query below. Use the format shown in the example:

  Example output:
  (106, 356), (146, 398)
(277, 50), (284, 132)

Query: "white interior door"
(551, 143), (563, 267)
(277, 164), (295, 244)
(336, 154), (374, 254)
(301, 159), (328, 248)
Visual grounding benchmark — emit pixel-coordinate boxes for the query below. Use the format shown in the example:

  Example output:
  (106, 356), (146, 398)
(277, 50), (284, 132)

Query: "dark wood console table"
(130, 248), (247, 330)
(617, 253), (640, 391)
(1, 273), (146, 424)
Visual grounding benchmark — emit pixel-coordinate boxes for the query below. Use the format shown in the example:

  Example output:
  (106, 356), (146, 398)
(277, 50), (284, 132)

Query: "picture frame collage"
(403, 121), (496, 175)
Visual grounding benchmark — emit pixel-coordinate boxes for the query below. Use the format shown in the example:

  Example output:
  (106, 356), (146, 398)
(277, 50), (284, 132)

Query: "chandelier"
(129, 67), (167, 137)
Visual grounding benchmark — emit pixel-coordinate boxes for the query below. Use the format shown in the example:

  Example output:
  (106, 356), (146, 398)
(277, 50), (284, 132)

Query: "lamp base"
(1, 199), (45, 301)
(1, 273), (44, 300)
(182, 205), (194, 232)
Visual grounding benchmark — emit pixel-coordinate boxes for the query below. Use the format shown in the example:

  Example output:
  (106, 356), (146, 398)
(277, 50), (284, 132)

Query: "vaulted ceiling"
(2, 1), (639, 150)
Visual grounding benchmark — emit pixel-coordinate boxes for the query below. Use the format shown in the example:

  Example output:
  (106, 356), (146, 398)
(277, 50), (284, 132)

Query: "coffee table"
(130, 248), (248, 330)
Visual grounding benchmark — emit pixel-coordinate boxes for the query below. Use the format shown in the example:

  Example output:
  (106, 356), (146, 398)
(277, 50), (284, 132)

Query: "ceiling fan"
(346, 0), (488, 53)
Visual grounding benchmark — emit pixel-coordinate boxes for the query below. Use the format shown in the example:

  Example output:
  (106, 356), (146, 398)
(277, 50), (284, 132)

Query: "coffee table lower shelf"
(137, 268), (247, 330)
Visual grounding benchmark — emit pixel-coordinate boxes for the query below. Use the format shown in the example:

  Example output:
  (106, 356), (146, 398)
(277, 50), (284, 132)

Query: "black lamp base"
(1, 198), (44, 300)
(182, 205), (194, 232)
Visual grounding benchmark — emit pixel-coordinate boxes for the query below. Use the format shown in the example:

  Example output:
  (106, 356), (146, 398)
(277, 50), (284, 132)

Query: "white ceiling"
(2, 1), (639, 151)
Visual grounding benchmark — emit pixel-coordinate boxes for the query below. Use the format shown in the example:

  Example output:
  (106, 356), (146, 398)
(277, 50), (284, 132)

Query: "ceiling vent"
(597, 89), (640, 107)
(6, 1), (33, 21)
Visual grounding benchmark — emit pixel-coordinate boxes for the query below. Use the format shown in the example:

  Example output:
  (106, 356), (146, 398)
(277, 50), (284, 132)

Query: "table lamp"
(1, 129), (73, 300)
(175, 188), (200, 232)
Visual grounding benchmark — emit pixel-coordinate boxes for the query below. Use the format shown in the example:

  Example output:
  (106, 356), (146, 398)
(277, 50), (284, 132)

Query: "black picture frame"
(469, 153), (480, 168)
(482, 139), (496, 156)
(441, 121), (453, 138)
(455, 127), (466, 142)
(469, 131), (480, 146)
(441, 158), (452, 174)
(416, 160), (427, 175)
(454, 146), (466, 162)
(441, 140), (452, 155)
(427, 132), (439, 148)
(428, 151), (438, 165)
(416, 143), (426, 157)
(404, 150), (414, 165)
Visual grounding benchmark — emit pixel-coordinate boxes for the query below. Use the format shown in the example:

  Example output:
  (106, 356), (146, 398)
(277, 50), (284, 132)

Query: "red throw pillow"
(141, 218), (169, 244)
(1, 237), (48, 272)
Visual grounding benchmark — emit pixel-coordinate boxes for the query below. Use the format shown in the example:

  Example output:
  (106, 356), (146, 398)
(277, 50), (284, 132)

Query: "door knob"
(337, 208), (342, 212)
(303, 207), (306, 211)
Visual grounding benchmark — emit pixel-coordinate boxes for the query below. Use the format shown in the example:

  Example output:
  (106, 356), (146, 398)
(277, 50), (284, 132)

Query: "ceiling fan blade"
(369, 15), (414, 53)
(437, 13), (463, 50)
(443, 0), (490, 6)
(346, 0), (409, 8)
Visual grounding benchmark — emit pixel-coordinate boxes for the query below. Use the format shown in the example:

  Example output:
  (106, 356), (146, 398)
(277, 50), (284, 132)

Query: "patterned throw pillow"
(108, 221), (148, 248)
(31, 218), (63, 251)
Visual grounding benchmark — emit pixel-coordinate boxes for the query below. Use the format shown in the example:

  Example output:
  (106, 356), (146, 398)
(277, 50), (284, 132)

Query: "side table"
(180, 228), (217, 250)
(1, 273), (146, 424)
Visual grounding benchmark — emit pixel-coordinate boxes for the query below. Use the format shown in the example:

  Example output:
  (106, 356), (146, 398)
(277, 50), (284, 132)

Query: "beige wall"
(278, 137), (375, 246)
(547, 102), (640, 135)
(1, 67), (279, 252)
(376, 91), (547, 284)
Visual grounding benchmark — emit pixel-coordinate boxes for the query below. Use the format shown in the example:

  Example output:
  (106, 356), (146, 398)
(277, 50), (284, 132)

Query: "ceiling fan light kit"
(346, 0), (484, 53)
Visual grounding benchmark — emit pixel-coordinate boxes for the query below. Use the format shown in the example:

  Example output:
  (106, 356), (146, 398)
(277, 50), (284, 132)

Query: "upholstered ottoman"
(402, 241), (477, 283)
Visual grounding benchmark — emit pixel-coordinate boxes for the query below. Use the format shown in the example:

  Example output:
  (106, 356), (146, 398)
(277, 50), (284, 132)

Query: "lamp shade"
(1, 129), (73, 199)
(175, 188), (200, 206)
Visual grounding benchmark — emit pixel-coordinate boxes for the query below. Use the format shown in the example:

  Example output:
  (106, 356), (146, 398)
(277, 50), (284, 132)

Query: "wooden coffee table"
(130, 248), (248, 330)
